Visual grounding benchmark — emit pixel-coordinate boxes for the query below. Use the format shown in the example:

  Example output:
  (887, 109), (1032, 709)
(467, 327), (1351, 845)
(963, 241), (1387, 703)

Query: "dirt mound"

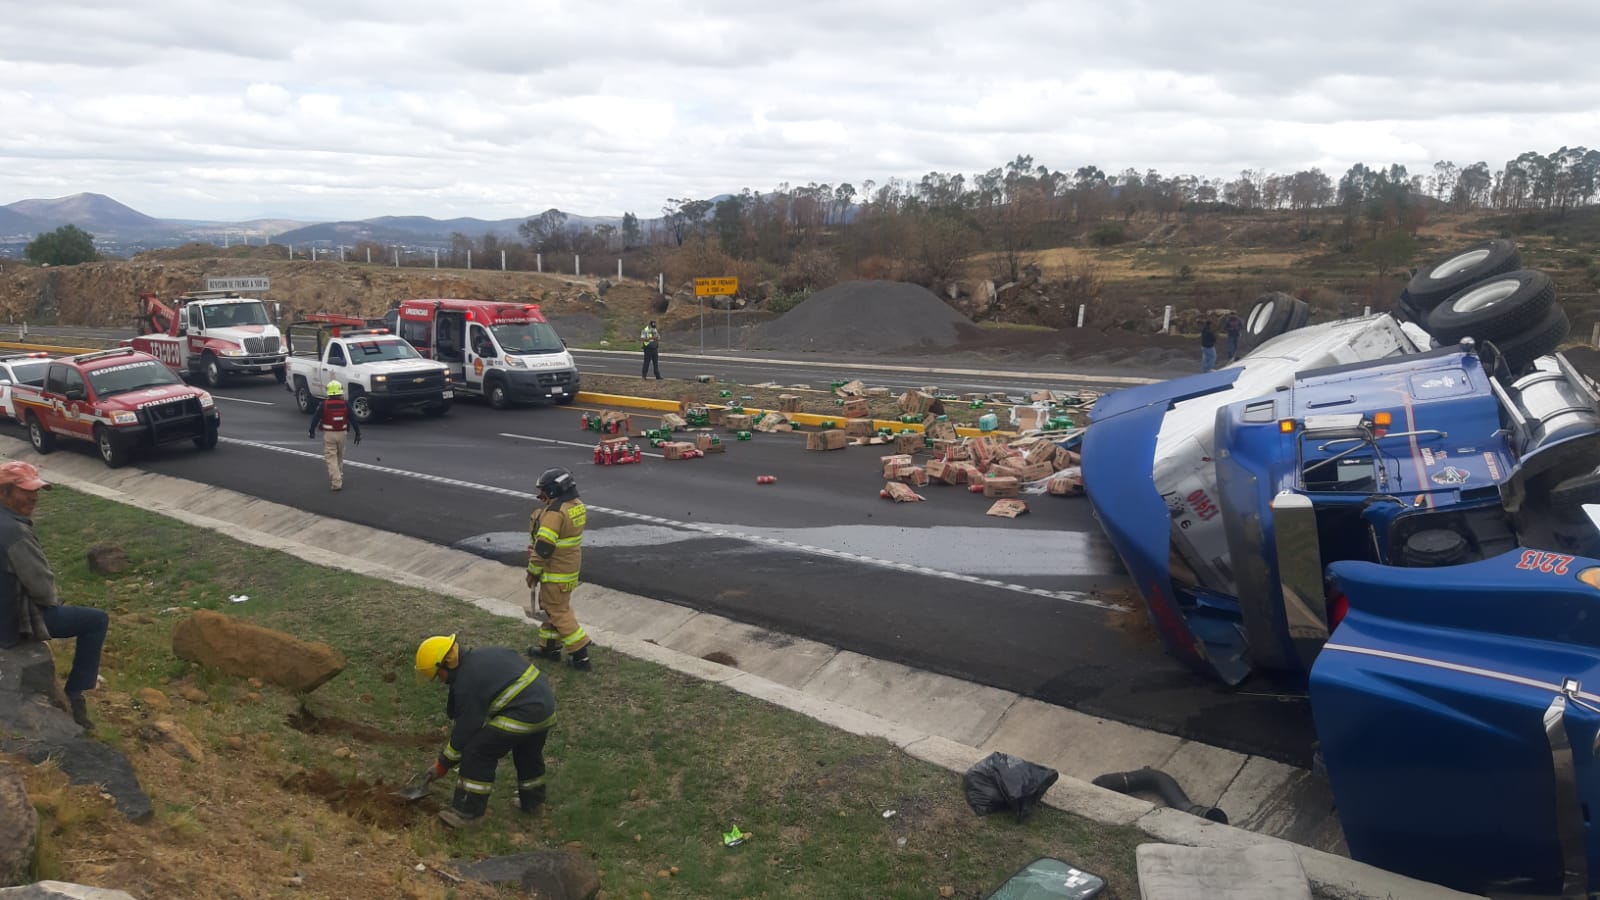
(749, 280), (971, 352)
(281, 768), (435, 828)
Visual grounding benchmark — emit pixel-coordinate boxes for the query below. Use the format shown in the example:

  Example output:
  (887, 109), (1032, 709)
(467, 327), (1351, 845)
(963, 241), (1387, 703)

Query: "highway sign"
(206, 277), (271, 292)
(694, 277), (738, 297)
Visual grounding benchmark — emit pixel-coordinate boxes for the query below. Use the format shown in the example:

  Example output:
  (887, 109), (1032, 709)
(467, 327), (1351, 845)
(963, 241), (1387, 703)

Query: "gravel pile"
(749, 280), (972, 352)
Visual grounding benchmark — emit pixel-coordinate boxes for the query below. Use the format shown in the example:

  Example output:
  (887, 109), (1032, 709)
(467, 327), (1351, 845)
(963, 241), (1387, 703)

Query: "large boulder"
(84, 544), (131, 577)
(171, 610), (345, 693)
(0, 765), (38, 887)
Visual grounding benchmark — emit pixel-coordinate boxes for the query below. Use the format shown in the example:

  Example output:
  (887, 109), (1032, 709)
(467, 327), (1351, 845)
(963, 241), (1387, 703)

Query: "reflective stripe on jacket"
(528, 499), (585, 585)
(438, 647), (557, 767)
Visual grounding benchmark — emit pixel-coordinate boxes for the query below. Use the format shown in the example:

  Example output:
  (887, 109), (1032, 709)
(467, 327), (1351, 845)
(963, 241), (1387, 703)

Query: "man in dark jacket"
(412, 634), (557, 828)
(0, 460), (107, 730)
(306, 380), (362, 491)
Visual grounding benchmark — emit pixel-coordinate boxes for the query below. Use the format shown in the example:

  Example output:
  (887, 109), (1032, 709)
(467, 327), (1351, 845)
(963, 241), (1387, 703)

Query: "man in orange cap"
(0, 460), (108, 730)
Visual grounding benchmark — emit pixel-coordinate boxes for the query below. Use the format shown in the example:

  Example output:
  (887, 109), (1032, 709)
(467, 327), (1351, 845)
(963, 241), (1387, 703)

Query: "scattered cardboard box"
(662, 442), (701, 460)
(835, 379), (866, 398)
(1052, 446), (1081, 470)
(925, 458), (950, 484)
(997, 459), (1054, 483)
(694, 433), (726, 453)
(845, 418), (875, 437)
(598, 410), (632, 433)
(754, 412), (793, 433)
(865, 387), (892, 398)
(925, 419), (958, 443)
(987, 499), (1029, 518)
(881, 453), (914, 478)
(725, 414), (753, 431)
(806, 430), (850, 451)
(881, 482), (925, 502)
(896, 465), (929, 486)
(1011, 404), (1053, 432)
(893, 433), (923, 455)
(983, 476), (1021, 498)
(660, 412), (687, 430)
(842, 398), (870, 418)
(1047, 468), (1084, 495)
(778, 394), (801, 413)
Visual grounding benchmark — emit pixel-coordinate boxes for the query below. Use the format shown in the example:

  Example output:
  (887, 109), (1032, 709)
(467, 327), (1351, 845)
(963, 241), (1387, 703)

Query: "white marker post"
(1077, 304), (1085, 328)
(501, 250), (506, 271)
(1162, 305), (1173, 334)
(574, 255), (580, 277)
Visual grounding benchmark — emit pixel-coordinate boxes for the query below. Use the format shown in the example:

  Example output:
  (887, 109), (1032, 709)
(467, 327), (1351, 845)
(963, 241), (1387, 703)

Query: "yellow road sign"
(694, 277), (739, 297)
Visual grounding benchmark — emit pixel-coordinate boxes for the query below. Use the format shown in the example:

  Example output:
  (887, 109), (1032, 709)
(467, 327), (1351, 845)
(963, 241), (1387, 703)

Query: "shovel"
(393, 773), (433, 802)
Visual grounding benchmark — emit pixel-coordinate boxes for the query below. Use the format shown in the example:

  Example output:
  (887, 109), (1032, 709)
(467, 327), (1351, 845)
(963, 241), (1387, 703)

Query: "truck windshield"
(201, 302), (270, 327)
(492, 322), (564, 354)
(89, 360), (183, 397)
(347, 339), (421, 363)
(6, 361), (49, 386)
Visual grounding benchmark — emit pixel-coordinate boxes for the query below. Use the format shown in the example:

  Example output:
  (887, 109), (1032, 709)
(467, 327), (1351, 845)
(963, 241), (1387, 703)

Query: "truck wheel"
(201, 353), (224, 389)
(1405, 239), (1522, 310)
(1489, 304), (1570, 374)
(193, 423), (219, 451)
(27, 414), (55, 453)
(1425, 270), (1554, 345)
(348, 389), (375, 424)
(273, 365), (288, 385)
(1242, 292), (1308, 352)
(424, 399), (452, 417)
(294, 379), (314, 414)
(488, 380), (511, 410)
(94, 425), (129, 468)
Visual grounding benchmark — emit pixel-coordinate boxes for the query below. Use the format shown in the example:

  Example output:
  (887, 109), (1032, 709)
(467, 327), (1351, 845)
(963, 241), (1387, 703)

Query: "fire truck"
(128, 290), (288, 388)
(391, 299), (579, 408)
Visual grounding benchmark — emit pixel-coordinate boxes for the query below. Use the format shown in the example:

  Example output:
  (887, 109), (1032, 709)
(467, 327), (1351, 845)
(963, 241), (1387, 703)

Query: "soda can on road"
(756, 475), (776, 484)
(736, 430), (753, 441)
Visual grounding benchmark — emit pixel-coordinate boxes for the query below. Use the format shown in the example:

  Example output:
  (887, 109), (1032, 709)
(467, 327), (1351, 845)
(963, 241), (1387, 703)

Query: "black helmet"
(537, 467), (577, 500)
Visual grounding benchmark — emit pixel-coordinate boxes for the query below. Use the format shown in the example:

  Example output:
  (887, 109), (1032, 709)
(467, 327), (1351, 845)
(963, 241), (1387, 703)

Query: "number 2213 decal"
(1517, 550), (1575, 575)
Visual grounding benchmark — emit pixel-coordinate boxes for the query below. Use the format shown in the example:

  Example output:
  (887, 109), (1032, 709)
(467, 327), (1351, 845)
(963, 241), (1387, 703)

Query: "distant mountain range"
(0, 193), (632, 255)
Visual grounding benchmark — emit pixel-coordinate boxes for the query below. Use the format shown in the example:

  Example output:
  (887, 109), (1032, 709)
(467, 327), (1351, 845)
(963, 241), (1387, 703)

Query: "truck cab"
(284, 316), (453, 423)
(393, 298), (579, 408)
(129, 290), (288, 387)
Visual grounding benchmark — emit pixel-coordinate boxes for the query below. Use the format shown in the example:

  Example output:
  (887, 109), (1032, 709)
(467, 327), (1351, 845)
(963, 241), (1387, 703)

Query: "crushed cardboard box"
(662, 442), (701, 460)
(725, 414), (752, 431)
(1052, 446), (1081, 470)
(987, 499), (1029, 518)
(895, 465), (928, 486)
(1047, 468), (1084, 496)
(754, 412), (793, 433)
(925, 458), (950, 484)
(881, 482), (925, 502)
(865, 387), (892, 398)
(1011, 404), (1054, 432)
(925, 419), (959, 442)
(896, 391), (946, 417)
(835, 379), (867, 398)
(660, 412), (687, 430)
(806, 430), (850, 451)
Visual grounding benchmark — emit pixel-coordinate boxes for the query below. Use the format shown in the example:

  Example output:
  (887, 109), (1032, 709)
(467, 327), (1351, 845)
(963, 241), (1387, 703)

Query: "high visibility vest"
(528, 499), (585, 585)
(318, 398), (350, 432)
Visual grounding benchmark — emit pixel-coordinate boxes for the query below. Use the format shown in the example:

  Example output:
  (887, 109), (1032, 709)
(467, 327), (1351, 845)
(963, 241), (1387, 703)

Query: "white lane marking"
(500, 431), (664, 459)
(219, 435), (1117, 609)
(214, 395), (277, 406)
(569, 348), (1159, 386)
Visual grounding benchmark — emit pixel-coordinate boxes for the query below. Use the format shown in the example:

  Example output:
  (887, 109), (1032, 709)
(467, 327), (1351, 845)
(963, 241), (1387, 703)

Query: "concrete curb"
(13, 441), (1479, 900)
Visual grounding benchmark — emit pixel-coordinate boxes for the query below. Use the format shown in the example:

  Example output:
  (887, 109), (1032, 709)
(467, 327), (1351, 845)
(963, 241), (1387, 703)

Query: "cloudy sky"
(1, 0), (1596, 223)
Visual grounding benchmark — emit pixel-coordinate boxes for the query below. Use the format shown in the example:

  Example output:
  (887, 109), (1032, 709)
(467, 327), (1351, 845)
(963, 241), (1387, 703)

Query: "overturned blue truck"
(1083, 240), (1600, 896)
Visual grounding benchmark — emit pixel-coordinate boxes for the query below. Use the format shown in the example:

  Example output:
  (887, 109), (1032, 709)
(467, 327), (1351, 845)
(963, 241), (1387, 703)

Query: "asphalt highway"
(3, 346), (1319, 766)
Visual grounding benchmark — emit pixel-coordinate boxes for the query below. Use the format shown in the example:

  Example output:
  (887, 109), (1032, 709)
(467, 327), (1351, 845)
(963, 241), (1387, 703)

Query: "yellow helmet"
(414, 634), (458, 682)
(326, 380), (344, 397)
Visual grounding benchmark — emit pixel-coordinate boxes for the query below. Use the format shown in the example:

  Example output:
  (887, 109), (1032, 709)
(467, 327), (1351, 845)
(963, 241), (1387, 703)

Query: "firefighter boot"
(526, 640), (563, 661)
(515, 785), (547, 814)
(568, 647), (592, 671)
(439, 789), (488, 829)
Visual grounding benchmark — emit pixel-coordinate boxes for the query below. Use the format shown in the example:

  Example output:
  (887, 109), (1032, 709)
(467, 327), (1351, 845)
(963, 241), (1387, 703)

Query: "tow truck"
(391, 298), (579, 408)
(12, 347), (220, 468)
(284, 314), (452, 423)
(1083, 240), (1600, 895)
(129, 289), (288, 387)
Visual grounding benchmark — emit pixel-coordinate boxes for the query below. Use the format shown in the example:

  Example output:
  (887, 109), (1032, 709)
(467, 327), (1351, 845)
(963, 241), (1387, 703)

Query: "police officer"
(306, 380), (362, 490)
(412, 634), (557, 828)
(526, 467), (591, 670)
(640, 320), (661, 380)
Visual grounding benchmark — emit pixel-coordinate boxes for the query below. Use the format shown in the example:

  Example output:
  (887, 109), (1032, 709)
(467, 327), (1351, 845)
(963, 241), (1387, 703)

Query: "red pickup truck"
(13, 348), (221, 468)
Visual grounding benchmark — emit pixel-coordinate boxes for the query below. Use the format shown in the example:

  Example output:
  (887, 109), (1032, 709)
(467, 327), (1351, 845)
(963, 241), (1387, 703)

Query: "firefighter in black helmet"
(526, 467), (591, 669)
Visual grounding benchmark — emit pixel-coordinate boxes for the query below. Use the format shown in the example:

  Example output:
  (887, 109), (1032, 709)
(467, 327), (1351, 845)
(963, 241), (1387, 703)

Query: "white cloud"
(0, 0), (1594, 221)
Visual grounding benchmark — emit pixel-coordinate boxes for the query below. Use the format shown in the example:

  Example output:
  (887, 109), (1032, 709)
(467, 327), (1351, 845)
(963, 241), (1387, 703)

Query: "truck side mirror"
(64, 388), (85, 402)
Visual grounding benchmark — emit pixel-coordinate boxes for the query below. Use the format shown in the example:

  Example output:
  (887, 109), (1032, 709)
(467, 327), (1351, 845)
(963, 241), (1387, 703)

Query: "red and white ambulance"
(392, 299), (580, 408)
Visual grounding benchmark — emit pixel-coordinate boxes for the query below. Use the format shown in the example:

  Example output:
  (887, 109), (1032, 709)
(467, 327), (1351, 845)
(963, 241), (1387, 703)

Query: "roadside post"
(1162, 305), (1173, 334)
(694, 277), (739, 354)
(1077, 305), (1085, 328)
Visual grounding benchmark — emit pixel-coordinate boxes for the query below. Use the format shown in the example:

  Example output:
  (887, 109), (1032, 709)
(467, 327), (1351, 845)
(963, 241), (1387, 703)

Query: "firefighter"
(306, 380), (361, 491)
(640, 320), (661, 379)
(526, 467), (591, 670)
(413, 634), (557, 828)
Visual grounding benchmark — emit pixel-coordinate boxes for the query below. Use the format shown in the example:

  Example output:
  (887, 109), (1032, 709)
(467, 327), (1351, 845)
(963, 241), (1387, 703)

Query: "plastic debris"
(228, 594), (249, 603)
(722, 824), (747, 847)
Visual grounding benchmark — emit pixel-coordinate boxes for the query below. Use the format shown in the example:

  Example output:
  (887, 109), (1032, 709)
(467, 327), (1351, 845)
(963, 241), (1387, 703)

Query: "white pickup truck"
(284, 316), (452, 423)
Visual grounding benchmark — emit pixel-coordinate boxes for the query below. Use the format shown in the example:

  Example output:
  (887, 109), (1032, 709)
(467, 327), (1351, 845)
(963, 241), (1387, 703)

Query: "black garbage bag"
(963, 752), (1059, 822)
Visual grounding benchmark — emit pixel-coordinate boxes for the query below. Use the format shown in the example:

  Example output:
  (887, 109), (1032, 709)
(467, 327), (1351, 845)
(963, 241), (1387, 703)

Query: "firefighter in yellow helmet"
(526, 467), (591, 670)
(411, 633), (557, 828)
(306, 379), (361, 491)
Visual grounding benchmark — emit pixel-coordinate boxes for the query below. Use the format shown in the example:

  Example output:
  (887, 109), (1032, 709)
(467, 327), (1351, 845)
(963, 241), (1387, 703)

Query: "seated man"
(0, 461), (108, 730)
